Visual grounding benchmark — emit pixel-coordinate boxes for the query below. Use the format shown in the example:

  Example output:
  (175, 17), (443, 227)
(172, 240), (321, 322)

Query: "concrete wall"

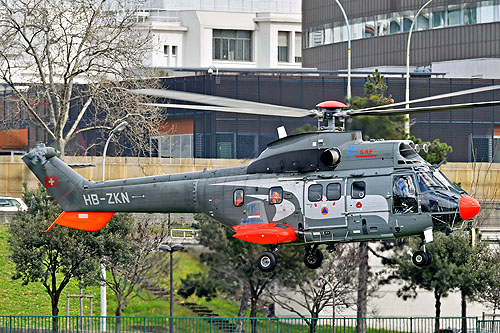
(0, 155), (250, 198)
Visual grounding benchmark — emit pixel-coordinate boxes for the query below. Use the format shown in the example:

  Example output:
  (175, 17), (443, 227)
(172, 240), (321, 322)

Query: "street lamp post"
(159, 243), (184, 333)
(335, 0), (351, 101)
(405, 0), (434, 134)
(100, 121), (128, 332)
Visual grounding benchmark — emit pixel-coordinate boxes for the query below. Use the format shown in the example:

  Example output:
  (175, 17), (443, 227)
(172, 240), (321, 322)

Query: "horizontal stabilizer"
(45, 212), (115, 232)
(232, 223), (296, 244)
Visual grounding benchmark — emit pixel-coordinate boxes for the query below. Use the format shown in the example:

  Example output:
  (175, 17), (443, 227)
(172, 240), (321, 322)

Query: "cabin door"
(303, 179), (347, 230)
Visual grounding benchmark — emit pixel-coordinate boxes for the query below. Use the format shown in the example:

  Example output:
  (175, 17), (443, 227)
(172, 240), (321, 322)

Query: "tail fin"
(22, 143), (89, 211)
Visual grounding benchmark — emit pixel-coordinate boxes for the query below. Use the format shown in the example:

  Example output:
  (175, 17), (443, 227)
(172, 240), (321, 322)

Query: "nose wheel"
(412, 250), (433, 266)
(303, 245), (323, 269)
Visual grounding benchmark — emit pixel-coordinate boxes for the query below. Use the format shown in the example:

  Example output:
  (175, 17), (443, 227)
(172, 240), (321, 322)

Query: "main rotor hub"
(315, 101), (348, 131)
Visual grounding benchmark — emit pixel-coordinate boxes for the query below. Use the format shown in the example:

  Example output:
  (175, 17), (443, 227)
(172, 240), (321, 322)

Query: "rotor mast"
(315, 101), (348, 132)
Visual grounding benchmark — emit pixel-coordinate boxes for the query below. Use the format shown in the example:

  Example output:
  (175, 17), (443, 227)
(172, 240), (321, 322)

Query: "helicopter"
(22, 84), (498, 272)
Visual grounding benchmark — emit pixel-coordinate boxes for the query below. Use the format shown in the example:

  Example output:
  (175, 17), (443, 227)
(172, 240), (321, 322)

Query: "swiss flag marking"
(45, 176), (58, 187)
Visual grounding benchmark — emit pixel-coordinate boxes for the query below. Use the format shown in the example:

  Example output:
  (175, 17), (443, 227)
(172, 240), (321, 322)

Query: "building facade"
(139, 0), (303, 71)
(302, 0), (500, 78)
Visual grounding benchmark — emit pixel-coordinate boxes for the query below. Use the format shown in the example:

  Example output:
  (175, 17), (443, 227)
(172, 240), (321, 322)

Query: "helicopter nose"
(459, 195), (481, 220)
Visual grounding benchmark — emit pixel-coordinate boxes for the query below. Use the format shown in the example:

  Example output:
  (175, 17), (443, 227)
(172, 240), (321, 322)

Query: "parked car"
(0, 197), (27, 212)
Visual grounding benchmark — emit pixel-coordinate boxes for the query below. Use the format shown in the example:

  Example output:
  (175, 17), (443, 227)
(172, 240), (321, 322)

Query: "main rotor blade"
(350, 100), (500, 116)
(353, 85), (500, 113)
(132, 88), (311, 116)
(144, 103), (314, 117)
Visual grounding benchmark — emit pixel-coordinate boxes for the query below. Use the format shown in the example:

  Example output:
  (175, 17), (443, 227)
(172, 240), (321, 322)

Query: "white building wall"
(140, 9), (302, 70)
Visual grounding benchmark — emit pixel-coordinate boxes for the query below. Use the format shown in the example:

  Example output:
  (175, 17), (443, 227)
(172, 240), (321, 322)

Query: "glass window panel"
(478, 1), (495, 23)
(236, 39), (243, 60)
(433, 11), (446, 28)
(278, 31), (288, 46)
(313, 30), (324, 46)
(364, 19), (376, 37)
(389, 18), (401, 34)
(244, 39), (251, 61)
(352, 181), (366, 199)
(229, 39), (236, 60)
(222, 39), (228, 59)
(233, 189), (244, 207)
(403, 17), (413, 32)
(448, 9), (461, 26)
(376, 15), (388, 36)
(333, 24), (342, 43)
(416, 13), (430, 30)
(294, 32), (302, 62)
(352, 19), (364, 39)
(213, 39), (221, 59)
(269, 187), (283, 204)
(464, 7), (477, 24)
(326, 183), (341, 201)
(308, 184), (323, 202)
(324, 26), (334, 44)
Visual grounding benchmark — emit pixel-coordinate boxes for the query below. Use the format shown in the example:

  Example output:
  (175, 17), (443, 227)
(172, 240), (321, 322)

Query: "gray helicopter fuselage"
(23, 130), (466, 245)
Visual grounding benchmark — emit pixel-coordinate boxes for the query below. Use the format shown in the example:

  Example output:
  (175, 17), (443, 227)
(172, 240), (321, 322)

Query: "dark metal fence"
(0, 315), (491, 332)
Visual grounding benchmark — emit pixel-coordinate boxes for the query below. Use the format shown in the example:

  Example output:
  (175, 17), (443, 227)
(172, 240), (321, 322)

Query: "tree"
(410, 137), (452, 165)
(268, 244), (359, 333)
(394, 232), (495, 332)
(96, 213), (169, 321)
(188, 213), (304, 333)
(475, 245), (500, 314)
(8, 184), (100, 331)
(0, 0), (162, 156)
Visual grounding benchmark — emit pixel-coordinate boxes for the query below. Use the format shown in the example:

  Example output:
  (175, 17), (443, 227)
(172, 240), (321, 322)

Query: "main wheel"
(304, 248), (324, 269)
(424, 251), (433, 266)
(412, 251), (429, 267)
(257, 251), (277, 272)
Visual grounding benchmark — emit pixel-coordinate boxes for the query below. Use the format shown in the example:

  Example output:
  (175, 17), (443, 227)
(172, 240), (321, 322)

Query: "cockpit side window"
(351, 181), (366, 199)
(393, 175), (418, 214)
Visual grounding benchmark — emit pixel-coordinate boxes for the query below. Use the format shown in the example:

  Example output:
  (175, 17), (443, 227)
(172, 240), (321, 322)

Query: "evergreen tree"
(8, 185), (100, 331)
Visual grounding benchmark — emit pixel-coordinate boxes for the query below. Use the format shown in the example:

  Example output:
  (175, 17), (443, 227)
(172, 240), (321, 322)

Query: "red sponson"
(232, 223), (297, 244)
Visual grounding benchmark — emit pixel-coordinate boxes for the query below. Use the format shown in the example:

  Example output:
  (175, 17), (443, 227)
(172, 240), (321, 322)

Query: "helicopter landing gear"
(412, 250), (433, 267)
(412, 231), (433, 267)
(257, 246), (281, 272)
(304, 245), (324, 269)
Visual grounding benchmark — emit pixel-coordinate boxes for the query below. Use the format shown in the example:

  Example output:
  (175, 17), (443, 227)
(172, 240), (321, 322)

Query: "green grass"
(0, 225), (241, 318)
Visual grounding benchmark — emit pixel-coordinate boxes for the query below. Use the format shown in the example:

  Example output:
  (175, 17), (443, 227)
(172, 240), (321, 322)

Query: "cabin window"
(233, 189), (244, 207)
(326, 183), (341, 201)
(392, 175), (418, 214)
(269, 187), (283, 204)
(308, 184), (323, 202)
(351, 181), (366, 199)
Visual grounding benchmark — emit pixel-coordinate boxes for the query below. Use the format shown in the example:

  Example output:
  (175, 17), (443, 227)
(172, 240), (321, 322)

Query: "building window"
(163, 45), (169, 55)
(432, 10), (446, 28)
(278, 31), (289, 62)
(213, 29), (252, 61)
(464, 7), (477, 25)
(172, 45), (177, 56)
(294, 32), (302, 63)
(448, 7), (461, 26)
(156, 134), (193, 159)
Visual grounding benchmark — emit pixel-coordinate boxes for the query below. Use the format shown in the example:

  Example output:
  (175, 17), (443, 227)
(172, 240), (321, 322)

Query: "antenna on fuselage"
(315, 101), (348, 132)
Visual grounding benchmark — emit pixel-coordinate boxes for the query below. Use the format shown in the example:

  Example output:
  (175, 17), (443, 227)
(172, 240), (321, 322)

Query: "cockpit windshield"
(432, 170), (465, 193)
(416, 172), (447, 192)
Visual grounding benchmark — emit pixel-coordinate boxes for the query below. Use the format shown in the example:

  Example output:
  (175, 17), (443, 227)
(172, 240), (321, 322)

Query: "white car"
(0, 197), (28, 212)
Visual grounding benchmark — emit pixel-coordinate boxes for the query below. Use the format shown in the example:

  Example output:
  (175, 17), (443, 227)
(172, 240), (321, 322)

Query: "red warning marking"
(356, 202), (362, 208)
(332, 202), (335, 206)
